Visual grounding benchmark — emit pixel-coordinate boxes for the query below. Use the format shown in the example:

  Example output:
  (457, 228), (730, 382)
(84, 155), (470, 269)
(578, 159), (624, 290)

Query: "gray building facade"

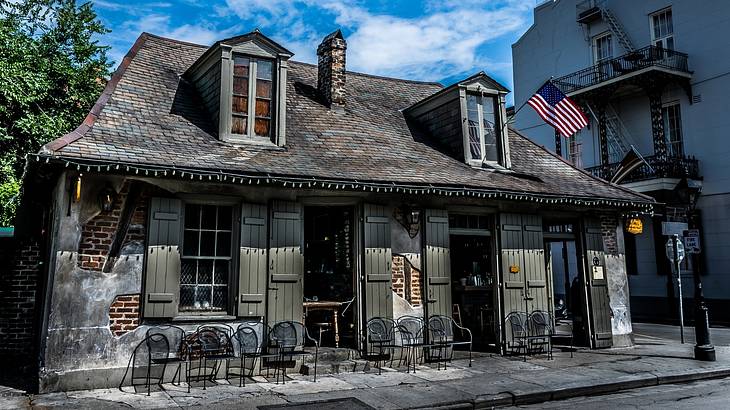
(512, 0), (730, 323)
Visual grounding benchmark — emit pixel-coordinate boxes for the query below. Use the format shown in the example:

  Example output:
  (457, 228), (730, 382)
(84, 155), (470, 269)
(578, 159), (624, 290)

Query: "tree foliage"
(0, 0), (111, 225)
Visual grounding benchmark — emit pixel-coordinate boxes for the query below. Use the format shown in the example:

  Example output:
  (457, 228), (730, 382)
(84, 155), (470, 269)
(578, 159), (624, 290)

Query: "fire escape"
(557, 0), (698, 186)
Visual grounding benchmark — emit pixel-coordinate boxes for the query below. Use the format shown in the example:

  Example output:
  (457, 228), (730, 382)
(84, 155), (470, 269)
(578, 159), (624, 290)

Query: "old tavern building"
(512, 0), (730, 324)
(4, 29), (653, 392)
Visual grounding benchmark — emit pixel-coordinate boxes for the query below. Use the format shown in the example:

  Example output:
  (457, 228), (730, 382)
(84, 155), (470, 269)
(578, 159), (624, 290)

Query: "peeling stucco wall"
(603, 216), (634, 347)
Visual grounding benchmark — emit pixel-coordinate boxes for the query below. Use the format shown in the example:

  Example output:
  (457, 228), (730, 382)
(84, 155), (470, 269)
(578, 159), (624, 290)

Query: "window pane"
(217, 207), (232, 230)
(214, 260), (229, 285)
(213, 286), (227, 310)
(180, 285), (195, 310)
(234, 57), (249, 76)
(232, 96), (248, 114)
(216, 231), (231, 257)
(256, 80), (272, 98)
(195, 285), (212, 310)
(185, 204), (200, 229)
(198, 260), (213, 284)
(231, 115), (247, 134)
(181, 259), (196, 284)
(233, 77), (248, 95)
(255, 100), (271, 117)
(183, 231), (199, 256)
(257, 60), (273, 80)
(482, 96), (498, 162)
(200, 231), (216, 256)
(466, 94), (481, 160)
(201, 205), (216, 229)
(255, 118), (270, 137)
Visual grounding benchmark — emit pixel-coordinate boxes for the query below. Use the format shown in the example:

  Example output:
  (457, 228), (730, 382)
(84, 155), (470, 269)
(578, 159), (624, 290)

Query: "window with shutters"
(231, 56), (274, 141)
(181, 204), (234, 313)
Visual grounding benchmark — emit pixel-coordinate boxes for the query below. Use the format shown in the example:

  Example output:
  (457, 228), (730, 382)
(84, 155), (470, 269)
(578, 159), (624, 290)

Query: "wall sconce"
(99, 185), (116, 212)
(395, 204), (421, 238)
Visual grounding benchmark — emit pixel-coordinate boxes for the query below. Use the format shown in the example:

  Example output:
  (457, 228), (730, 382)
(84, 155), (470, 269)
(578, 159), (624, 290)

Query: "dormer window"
(231, 56), (274, 139)
(466, 93), (499, 164)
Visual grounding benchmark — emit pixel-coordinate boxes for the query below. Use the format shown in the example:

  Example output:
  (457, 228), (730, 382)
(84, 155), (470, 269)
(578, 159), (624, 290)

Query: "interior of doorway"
(546, 239), (586, 346)
(303, 206), (356, 349)
(449, 234), (498, 351)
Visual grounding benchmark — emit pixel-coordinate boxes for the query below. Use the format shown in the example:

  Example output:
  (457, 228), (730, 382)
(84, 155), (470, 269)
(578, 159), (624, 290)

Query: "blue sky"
(93, 0), (538, 105)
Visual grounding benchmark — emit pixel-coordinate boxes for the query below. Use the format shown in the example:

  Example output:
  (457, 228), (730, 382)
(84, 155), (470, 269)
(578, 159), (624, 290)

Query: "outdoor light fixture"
(99, 185), (116, 212)
(395, 204), (421, 238)
(674, 177), (703, 208)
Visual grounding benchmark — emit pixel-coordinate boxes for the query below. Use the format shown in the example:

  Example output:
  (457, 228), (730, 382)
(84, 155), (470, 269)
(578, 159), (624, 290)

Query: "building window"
(662, 102), (683, 157)
(466, 93), (500, 164)
(593, 33), (613, 64)
(231, 56), (274, 139)
(651, 8), (674, 50)
(181, 204), (233, 313)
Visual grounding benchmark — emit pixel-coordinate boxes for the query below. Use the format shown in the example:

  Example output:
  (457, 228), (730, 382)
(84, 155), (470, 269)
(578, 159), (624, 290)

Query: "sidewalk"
(3, 332), (730, 409)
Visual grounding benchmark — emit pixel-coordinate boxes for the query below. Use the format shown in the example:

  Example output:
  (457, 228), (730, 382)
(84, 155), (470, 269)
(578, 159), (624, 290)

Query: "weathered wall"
(600, 213), (634, 347)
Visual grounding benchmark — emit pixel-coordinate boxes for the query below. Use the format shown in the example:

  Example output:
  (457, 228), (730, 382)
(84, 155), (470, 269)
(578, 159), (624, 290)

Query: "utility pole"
(688, 210), (716, 361)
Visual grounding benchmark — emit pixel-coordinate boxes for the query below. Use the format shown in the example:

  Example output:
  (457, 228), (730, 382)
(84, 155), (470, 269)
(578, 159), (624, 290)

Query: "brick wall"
(0, 239), (41, 373)
(600, 214), (620, 255)
(108, 294), (140, 336)
(391, 255), (422, 307)
(78, 182), (148, 271)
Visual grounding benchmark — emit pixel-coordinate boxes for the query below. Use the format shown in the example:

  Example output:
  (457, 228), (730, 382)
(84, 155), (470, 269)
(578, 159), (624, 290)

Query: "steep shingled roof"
(41, 33), (653, 206)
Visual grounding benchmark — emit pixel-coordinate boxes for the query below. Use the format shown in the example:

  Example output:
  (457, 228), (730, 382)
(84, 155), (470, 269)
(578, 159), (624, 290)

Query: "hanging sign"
(625, 218), (643, 235)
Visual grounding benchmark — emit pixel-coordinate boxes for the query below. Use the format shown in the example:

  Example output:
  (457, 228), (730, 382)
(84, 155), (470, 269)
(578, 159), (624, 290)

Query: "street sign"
(665, 237), (685, 263)
(684, 229), (701, 254)
(662, 221), (688, 236)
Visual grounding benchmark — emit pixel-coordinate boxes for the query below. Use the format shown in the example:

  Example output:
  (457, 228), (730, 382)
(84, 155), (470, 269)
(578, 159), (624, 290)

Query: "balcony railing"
(553, 46), (690, 95)
(585, 154), (699, 184)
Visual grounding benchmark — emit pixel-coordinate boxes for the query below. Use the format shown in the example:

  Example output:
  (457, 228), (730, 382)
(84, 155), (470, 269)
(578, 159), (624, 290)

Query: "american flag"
(527, 81), (588, 137)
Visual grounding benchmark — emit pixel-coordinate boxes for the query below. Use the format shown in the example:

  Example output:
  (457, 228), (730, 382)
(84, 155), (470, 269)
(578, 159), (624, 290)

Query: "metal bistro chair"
(528, 310), (553, 359)
(366, 317), (401, 375)
(146, 325), (187, 385)
(268, 321), (319, 384)
(228, 325), (263, 387)
(427, 315), (473, 369)
(186, 328), (235, 391)
(397, 316), (428, 373)
(119, 333), (170, 395)
(505, 312), (529, 358)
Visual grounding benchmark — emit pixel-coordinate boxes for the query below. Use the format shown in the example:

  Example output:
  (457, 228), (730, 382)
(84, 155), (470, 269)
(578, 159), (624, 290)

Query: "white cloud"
(123, 14), (239, 46)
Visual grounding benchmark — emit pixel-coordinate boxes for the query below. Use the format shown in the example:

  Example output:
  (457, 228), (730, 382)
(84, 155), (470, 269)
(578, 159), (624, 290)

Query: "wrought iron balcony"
(585, 154), (699, 184)
(576, 0), (604, 23)
(553, 46), (690, 96)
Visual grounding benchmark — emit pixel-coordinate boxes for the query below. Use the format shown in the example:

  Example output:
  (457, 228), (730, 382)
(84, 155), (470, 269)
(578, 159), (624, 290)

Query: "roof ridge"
(287, 61), (444, 87)
(507, 127), (655, 203)
(143, 32), (210, 48)
(42, 33), (151, 153)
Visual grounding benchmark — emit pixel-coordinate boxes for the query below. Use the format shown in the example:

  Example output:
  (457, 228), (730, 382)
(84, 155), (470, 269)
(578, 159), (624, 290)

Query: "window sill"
(171, 314), (237, 322)
(220, 134), (283, 149)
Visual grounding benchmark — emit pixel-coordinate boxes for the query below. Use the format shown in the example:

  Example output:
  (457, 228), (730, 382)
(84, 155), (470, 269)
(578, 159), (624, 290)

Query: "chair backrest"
(529, 310), (552, 336)
(147, 325), (185, 355)
(134, 333), (170, 364)
(505, 312), (528, 341)
(197, 323), (234, 338)
(428, 315), (454, 342)
(241, 320), (268, 350)
(235, 325), (260, 355)
(397, 316), (425, 344)
(196, 328), (231, 355)
(269, 321), (304, 349)
(367, 317), (395, 344)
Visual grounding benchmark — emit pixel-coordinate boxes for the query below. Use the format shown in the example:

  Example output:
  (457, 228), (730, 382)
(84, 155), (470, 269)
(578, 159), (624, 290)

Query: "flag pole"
(511, 77), (554, 118)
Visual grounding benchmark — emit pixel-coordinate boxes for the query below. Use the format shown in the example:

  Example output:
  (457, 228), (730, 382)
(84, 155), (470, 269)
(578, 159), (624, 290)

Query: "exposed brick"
(108, 294), (140, 336)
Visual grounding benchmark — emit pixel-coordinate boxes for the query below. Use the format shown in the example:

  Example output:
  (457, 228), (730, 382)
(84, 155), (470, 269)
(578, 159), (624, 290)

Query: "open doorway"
(303, 206), (356, 348)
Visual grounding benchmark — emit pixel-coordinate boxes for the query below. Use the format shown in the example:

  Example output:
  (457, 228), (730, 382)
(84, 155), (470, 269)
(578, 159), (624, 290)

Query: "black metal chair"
(146, 325), (186, 385)
(365, 317), (402, 375)
(396, 316), (428, 373)
(427, 315), (473, 369)
(268, 321), (319, 384)
(228, 325), (262, 387)
(505, 312), (529, 358)
(119, 333), (170, 395)
(528, 310), (552, 358)
(186, 328), (235, 391)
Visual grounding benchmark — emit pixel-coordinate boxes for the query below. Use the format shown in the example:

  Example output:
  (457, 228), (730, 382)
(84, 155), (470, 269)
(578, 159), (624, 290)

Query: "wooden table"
(303, 301), (342, 347)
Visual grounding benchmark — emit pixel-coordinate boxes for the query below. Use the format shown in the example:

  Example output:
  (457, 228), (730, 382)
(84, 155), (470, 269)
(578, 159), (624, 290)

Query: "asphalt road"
(509, 377), (730, 409)
(632, 322), (730, 346)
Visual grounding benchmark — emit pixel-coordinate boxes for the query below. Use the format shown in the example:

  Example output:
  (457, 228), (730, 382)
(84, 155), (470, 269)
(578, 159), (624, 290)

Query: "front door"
(583, 218), (613, 348)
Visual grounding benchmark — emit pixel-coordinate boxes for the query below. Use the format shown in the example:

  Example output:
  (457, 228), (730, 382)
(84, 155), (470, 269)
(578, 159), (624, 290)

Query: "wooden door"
(238, 203), (268, 318)
(522, 214), (548, 315)
(363, 203), (393, 321)
(267, 200), (304, 325)
(143, 197), (182, 318)
(424, 209), (451, 318)
(583, 218), (613, 348)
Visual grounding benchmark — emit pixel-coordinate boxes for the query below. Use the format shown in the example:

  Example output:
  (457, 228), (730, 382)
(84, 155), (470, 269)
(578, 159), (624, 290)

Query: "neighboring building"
(512, 0), (730, 324)
(2, 29), (652, 392)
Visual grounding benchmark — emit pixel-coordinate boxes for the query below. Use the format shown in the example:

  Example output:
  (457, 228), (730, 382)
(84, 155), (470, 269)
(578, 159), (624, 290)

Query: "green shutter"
(521, 214), (548, 315)
(267, 200), (303, 324)
(238, 203), (268, 317)
(424, 209), (451, 318)
(584, 218), (613, 348)
(143, 197), (182, 318)
(364, 204), (393, 321)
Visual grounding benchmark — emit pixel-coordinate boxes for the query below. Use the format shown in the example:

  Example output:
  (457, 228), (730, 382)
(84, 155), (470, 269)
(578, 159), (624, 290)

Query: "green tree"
(0, 0), (111, 225)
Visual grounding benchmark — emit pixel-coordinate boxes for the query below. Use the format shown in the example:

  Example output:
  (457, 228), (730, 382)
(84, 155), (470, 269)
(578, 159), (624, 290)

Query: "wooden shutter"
(424, 209), (452, 318)
(267, 200), (303, 324)
(143, 197), (182, 318)
(522, 214), (548, 315)
(500, 213), (526, 320)
(363, 204), (393, 321)
(238, 203), (268, 317)
(584, 218), (613, 348)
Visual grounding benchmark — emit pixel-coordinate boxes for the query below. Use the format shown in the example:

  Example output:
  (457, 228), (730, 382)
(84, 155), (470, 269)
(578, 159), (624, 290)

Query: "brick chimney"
(317, 29), (347, 109)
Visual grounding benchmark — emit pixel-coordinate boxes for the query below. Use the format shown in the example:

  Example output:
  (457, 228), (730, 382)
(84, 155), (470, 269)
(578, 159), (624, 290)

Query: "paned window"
(651, 8), (674, 50)
(593, 33), (613, 63)
(465, 93), (500, 164)
(662, 102), (683, 157)
(181, 204), (233, 312)
(231, 56), (274, 139)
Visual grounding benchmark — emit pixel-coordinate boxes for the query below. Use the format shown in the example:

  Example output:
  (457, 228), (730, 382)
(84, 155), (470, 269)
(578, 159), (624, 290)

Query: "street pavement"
(2, 326), (730, 409)
(633, 322), (730, 346)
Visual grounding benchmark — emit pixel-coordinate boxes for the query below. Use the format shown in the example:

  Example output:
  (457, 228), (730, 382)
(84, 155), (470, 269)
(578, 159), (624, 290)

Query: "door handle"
(268, 287), (278, 291)
(427, 299), (437, 304)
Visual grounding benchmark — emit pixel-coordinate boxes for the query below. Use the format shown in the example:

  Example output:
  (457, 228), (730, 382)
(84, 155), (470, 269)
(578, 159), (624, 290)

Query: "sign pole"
(673, 234), (685, 344)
